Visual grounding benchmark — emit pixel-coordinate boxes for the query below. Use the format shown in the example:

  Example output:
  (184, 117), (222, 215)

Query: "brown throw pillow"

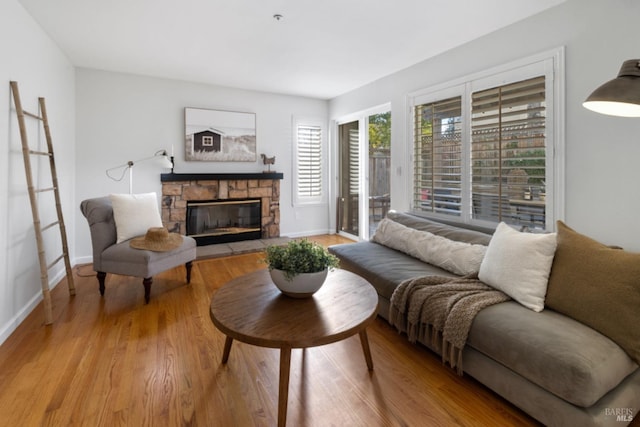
(546, 221), (640, 364)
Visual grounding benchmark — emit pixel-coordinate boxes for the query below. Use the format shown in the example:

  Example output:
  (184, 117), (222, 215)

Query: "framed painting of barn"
(184, 107), (256, 162)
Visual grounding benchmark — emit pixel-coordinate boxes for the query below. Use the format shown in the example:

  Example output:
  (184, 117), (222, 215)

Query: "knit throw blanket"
(389, 274), (510, 375)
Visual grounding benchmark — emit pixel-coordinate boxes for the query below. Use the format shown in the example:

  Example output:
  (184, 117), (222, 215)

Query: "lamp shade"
(158, 153), (173, 169)
(583, 59), (640, 117)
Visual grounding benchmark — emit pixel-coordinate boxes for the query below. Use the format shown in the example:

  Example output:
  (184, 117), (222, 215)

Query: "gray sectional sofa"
(328, 211), (640, 427)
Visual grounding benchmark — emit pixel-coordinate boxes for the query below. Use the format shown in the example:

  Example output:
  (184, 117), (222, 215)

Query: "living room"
(1, 0), (640, 425)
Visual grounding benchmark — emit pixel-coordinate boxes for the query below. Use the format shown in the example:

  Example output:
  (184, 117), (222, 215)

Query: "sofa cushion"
(371, 218), (487, 276)
(478, 222), (556, 312)
(328, 241), (457, 303)
(387, 211), (492, 245)
(467, 301), (638, 407)
(546, 221), (640, 364)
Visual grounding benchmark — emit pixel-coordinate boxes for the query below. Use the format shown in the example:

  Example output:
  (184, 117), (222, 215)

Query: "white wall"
(329, 0), (640, 251)
(0, 0), (75, 342)
(75, 69), (330, 262)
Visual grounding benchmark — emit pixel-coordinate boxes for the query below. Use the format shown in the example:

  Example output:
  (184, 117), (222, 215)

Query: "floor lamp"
(106, 149), (174, 194)
(583, 59), (640, 117)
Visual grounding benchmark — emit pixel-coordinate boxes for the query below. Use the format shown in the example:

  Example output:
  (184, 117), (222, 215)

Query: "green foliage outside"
(472, 141), (546, 187)
(503, 141), (545, 186)
(417, 106), (433, 138)
(263, 239), (339, 280)
(369, 112), (391, 153)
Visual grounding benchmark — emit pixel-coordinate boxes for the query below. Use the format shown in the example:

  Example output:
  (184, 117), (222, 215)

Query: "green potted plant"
(263, 238), (339, 298)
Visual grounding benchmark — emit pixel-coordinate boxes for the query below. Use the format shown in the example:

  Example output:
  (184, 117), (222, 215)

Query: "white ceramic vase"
(269, 268), (328, 298)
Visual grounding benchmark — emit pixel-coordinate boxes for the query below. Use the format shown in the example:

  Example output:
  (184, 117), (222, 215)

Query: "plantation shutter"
(348, 128), (360, 194)
(413, 96), (462, 216)
(471, 76), (546, 227)
(297, 124), (322, 198)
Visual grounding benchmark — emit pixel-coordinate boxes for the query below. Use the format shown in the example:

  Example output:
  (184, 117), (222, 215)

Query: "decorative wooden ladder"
(9, 81), (75, 325)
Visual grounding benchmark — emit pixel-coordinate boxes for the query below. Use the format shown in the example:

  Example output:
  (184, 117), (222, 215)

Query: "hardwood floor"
(0, 234), (542, 426)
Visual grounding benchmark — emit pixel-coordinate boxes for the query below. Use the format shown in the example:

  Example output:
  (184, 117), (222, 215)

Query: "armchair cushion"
(101, 237), (196, 278)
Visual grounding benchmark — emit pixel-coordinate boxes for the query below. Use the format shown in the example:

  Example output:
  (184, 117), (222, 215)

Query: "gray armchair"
(80, 196), (197, 303)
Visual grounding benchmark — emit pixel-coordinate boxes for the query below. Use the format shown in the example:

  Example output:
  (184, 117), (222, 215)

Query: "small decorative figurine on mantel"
(261, 153), (276, 172)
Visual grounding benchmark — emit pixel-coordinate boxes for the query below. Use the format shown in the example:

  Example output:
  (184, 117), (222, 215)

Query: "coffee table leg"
(359, 329), (374, 371)
(222, 336), (233, 363)
(278, 346), (292, 427)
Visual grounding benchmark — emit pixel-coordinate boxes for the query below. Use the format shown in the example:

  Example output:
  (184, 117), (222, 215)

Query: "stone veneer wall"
(161, 178), (280, 239)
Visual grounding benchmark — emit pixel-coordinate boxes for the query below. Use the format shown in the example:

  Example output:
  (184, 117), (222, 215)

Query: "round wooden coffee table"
(209, 268), (378, 427)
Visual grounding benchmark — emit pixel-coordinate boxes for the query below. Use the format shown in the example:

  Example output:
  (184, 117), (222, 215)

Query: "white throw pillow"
(109, 192), (163, 243)
(478, 222), (557, 312)
(372, 218), (487, 276)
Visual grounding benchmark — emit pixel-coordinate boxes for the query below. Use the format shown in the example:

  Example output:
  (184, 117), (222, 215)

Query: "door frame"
(332, 103), (391, 241)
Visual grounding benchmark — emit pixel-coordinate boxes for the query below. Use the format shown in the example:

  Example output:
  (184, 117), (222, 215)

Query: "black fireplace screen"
(186, 199), (261, 245)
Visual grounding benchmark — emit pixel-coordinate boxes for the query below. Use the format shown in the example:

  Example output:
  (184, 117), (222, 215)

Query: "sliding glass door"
(337, 107), (391, 240)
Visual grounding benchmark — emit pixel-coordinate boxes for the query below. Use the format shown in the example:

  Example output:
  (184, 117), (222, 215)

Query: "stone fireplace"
(160, 173), (283, 245)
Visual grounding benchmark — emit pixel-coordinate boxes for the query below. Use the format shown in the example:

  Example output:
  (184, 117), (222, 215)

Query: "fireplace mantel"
(161, 172), (283, 182)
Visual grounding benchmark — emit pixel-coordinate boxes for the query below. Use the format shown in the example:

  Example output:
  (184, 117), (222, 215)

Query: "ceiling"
(18, 0), (566, 99)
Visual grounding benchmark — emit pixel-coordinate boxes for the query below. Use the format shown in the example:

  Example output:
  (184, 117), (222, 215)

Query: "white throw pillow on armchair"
(478, 222), (557, 312)
(109, 192), (164, 243)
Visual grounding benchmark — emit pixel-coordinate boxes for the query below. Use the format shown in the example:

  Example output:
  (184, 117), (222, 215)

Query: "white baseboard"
(283, 228), (333, 238)
(75, 255), (93, 265)
(0, 261), (77, 346)
(0, 287), (44, 345)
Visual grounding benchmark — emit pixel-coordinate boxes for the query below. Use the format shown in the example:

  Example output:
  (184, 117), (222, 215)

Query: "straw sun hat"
(130, 227), (182, 252)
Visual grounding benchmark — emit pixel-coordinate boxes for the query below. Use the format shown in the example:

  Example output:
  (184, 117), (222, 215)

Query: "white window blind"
(471, 76), (546, 228)
(295, 123), (323, 203)
(413, 96), (463, 216)
(410, 48), (563, 231)
(348, 128), (360, 194)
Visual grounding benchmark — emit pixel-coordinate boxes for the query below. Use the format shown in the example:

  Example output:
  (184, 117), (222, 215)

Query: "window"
(202, 136), (214, 146)
(413, 96), (463, 216)
(294, 119), (325, 205)
(410, 49), (564, 231)
(471, 76), (546, 228)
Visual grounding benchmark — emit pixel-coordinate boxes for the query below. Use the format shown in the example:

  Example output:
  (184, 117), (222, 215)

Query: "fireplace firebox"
(186, 199), (262, 246)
